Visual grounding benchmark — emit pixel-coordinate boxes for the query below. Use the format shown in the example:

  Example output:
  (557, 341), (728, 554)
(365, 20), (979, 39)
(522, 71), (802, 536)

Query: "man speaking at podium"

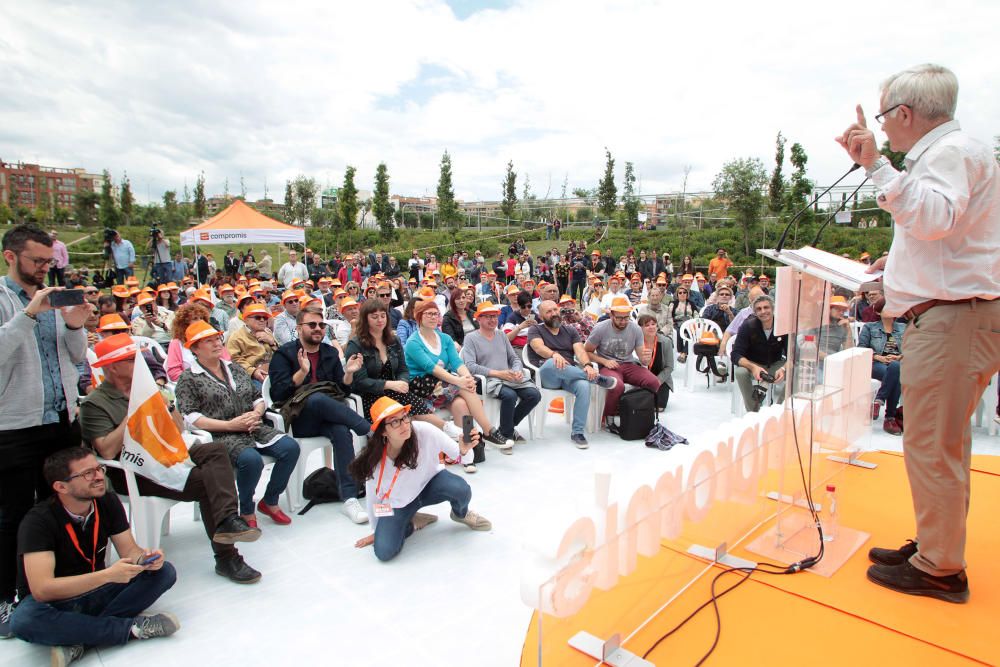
(837, 64), (1000, 603)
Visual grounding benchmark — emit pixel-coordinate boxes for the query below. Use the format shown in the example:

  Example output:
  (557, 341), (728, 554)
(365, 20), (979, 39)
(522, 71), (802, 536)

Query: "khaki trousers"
(900, 299), (1000, 576)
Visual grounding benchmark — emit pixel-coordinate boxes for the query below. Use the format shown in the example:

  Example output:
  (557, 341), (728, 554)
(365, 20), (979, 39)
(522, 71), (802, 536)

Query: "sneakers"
(604, 421), (620, 436)
(0, 599), (14, 639)
(442, 420), (463, 440)
(412, 512), (438, 531)
(869, 539), (918, 567)
(483, 428), (513, 453)
(342, 497), (369, 524)
(215, 554), (262, 584)
(883, 417), (902, 436)
(463, 463), (478, 474)
(570, 433), (589, 449)
(450, 509), (492, 531)
(511, 429), (527, 444)
(213, 515), (262, 544)
(257, 500), (292, 525)
(132, 612), (181, 639)
(872, 399), (883, 420)
(866, 560), (970, 603)
(51, 645), (85, 667)
(593, 375), (617, 390)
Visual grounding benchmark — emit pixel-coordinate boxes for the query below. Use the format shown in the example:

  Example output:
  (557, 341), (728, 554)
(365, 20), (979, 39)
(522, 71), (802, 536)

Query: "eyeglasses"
(84, 289), (99, 294)
(377, 293), (391, 298)
(385, 413), (412, 429)
(247, 315), (268, 321)
(21, 254), (57, 268)
(676, 290), (688, 294)
(875, 103), (905, 124)
(64, 464), (106, 483)
(300, 321), (325, 329)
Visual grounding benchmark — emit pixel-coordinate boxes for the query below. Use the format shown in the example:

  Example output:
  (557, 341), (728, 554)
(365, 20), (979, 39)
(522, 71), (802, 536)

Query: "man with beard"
(0, 225), (91, 634)
(526, 301), (616, 449)
(9, 447), (179, 664)
(585, 296), (665, 433)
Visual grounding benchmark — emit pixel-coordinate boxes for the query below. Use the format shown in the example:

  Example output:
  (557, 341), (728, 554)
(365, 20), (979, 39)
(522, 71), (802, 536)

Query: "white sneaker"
(442, 420), (463, 440)
(342, 498), (369, 524)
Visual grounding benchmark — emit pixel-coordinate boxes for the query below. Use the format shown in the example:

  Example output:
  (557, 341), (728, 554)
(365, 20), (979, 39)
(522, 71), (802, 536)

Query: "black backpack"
(617, 387), (656, 441)
(298, 468), (341, 515)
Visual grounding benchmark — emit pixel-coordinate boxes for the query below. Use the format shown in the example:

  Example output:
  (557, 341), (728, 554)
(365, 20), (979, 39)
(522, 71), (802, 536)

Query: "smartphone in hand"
(462, 415), (474, 444)
(48, 289), (85, 308)
(138, 553), (161, 566)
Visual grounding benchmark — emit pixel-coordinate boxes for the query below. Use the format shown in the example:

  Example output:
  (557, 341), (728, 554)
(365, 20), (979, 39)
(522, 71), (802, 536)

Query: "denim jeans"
(12, 563), (176, 647)
(235, 436), (300, 515)
(871, 360), (901, 419)
(538, 359), (591, 435)
(373, 470), (470, 562)
(496, 384), (541, 438)
(292, 393), (372, 500)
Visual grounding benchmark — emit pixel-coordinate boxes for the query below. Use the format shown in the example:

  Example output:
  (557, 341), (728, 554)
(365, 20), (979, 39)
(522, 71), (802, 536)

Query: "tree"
(99, 170), (120, 229)
(74, 190), (98, 227)
(786, 142), (813, 221)
(193, 171), (206, 218)
(372, 162), (394, 240)
(560, 173), (569, 221)
(284, 180), (294, 221)
(120, 171), (134, 224)
(880, 140), (907, 171)
(339, 167), (359, 231)
(622, 161), (639, 235)
(436, 150), (460, 230)
(994, 136), (999, 163)
(596, 148), (617, 222)
(500, 160), (518, 223)
(290, 175), (319, 226)
(52, 207), (70, 226)
(162, 190), (184, 226)
(712, 157), (768, 257)
(768, 132), (786, 214)
(240, 172), (247, 199)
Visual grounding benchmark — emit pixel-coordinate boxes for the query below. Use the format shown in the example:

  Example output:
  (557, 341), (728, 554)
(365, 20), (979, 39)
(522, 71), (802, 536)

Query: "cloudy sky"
(3, 0), (997, 206)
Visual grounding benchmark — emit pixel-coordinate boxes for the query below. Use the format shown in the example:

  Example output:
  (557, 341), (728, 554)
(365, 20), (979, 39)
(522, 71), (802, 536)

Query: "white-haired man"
(838, 63), (1000, 602)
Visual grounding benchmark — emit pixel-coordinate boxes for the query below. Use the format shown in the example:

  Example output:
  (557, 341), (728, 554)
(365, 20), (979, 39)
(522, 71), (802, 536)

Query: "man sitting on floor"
(10, 447), (179, 666)
(79, 334), (263, 585)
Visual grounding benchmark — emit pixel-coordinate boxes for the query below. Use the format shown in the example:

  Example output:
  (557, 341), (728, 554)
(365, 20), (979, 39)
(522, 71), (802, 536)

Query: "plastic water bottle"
(821, 484), (838, 542)
(796, 335), (818, 395)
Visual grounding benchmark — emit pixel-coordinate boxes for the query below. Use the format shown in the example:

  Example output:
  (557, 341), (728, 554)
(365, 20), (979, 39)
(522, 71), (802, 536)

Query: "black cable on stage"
(642, 277), (829, 664)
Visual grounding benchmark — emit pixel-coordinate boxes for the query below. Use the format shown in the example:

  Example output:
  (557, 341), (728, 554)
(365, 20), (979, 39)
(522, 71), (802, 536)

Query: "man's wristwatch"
(866, 156), (890, 177)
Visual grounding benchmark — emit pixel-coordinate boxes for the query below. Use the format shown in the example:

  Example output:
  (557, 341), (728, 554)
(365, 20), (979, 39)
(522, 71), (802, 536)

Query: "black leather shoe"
(214, 515), (262, 545)
(215, 554), (262, 584)
(866, 561), (969, 603)
(868, 539), (918, 566)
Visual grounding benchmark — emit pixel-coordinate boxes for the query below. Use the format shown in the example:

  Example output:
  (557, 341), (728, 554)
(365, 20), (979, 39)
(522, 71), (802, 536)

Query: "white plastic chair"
(850, 321), (865, 346)
(520, 345), (600, 436)
(261, 376), (336, 511)
(98, 429), (210, 551)
(132, 335), (168, 363)
(474, 371), (535, 441)
(679, 318), (724, 391)
(726, 337), (746, 416)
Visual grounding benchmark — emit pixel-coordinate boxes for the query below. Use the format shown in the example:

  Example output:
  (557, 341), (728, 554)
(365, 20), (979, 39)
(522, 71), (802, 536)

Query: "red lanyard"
(374, 447), (402, 502)
(64, 501), (100, 572)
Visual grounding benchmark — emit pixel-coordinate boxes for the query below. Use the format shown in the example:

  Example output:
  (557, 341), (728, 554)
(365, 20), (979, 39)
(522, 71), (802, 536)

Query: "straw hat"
(609, 296), (633, 314)
(473, 302), (501, 319)
(281, 290), (299, 304)
(339, 297), (360, 312)
(111, 285), (130, 299)
(184, 320), (223, 348)
(559, 294), (576, 305)
(136, 293), (155, 307)
(369, 396), (411, 432)
(242, 303), (272, 319)
(97, 314), (129, 332)
(91, 333), (138, 368)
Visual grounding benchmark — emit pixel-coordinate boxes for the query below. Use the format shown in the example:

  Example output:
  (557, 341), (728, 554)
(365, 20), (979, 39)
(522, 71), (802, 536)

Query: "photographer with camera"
(731, 294), (788, 412)
(146, 228), (171, 285)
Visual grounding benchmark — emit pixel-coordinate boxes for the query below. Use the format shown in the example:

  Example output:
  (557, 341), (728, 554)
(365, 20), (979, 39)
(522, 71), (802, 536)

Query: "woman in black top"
(441, 288), (477, 347)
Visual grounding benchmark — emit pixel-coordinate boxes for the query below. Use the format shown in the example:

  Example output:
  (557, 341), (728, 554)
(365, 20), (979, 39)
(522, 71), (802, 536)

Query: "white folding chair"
(850, 321), (865, 346)
(474, 371), (535, 441)
(679, 318), (724, 391)
(521, 346), (599, 436)
(132, 335), (168, 364)
(261, 376), (336, 511)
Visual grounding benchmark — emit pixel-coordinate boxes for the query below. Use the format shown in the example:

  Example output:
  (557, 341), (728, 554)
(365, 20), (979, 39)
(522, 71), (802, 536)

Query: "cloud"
(2, 0), (997, 205)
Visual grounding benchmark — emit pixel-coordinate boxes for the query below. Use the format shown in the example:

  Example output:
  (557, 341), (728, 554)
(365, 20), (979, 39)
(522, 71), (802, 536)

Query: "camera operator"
(731, 294), (787, 412)
(146, 228), (171, 285)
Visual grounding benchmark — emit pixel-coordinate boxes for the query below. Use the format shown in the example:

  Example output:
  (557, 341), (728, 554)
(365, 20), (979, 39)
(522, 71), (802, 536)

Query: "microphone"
(810, 176), (870, 247)
(774, 163), (862, 254)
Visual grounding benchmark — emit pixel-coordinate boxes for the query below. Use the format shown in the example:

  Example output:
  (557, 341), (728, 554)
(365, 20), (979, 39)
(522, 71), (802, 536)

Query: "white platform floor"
(3, 367), (998, 667)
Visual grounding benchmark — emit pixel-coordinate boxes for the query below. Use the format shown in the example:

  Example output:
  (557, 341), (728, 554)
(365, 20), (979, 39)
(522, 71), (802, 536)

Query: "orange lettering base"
(522, 452), (1000, 666)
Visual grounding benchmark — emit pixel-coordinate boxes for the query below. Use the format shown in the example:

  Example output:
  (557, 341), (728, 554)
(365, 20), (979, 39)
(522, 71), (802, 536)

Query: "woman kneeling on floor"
(350, 397), (491, 562)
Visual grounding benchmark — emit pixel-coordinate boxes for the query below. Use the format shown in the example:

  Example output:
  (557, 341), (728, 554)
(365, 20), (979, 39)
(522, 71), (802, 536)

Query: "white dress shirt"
(871, 120), (1000, 316)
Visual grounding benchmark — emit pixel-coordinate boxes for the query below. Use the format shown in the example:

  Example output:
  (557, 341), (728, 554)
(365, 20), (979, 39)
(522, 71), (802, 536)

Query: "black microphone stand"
(811, 177), (870, 247)
(774, 163), (862, 254)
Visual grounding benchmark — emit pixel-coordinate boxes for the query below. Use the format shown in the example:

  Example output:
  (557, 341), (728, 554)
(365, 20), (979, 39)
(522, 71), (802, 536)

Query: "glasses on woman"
(676, 290), (688, 295)
(385, 413), (412, 429)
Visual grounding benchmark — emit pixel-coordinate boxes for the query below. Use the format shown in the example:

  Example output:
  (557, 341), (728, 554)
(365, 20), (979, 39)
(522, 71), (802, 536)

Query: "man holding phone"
(1, 224), (91, 635)
(10, 447), (179, 664)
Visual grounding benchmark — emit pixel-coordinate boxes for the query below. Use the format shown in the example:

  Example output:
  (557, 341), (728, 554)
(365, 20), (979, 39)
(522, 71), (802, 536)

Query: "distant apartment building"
(0, 159), (100, 209)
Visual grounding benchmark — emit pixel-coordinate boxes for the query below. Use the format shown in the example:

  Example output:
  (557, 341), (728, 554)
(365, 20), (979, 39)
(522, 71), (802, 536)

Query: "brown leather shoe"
(883, 418), (902, 436)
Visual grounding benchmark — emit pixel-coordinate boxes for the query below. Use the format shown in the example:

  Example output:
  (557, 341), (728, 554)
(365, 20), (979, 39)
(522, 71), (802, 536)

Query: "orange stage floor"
(522, 452), (1000, 666)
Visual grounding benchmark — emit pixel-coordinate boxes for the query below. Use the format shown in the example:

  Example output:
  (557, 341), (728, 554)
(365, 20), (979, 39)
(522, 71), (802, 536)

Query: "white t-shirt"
(364, 421), (461, 529)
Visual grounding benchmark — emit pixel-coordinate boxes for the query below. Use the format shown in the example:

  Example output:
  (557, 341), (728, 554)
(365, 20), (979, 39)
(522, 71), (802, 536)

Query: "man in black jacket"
(731, 295), (788, 412)
(268, 307), (373, 525)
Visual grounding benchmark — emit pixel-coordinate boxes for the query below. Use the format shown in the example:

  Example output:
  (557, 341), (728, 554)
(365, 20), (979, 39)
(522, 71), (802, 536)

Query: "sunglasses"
(377, 293), (391, 298)
(247, 315), (269, 321)
(300, 321), (325, 329)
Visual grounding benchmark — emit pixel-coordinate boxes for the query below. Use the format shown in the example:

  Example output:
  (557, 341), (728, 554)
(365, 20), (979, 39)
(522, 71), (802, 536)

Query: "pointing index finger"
(856, 104), (867, 128)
